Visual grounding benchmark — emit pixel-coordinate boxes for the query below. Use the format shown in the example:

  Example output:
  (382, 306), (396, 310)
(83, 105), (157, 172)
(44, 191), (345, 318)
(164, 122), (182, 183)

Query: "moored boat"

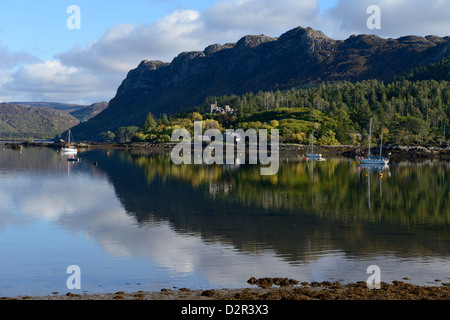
(358, 118), (389, 165)
(61, 129), (78, 154)
(306, 131), (325, 160)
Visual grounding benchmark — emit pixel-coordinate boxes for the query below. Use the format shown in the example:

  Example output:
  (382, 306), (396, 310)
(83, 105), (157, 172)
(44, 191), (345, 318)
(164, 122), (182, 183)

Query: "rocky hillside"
(69, 102), (108, 122)
(71, 26), (450, 140)
(8, 101), (84, 113)
(8, 101), (108, 122)
(0, 103), (80, 139)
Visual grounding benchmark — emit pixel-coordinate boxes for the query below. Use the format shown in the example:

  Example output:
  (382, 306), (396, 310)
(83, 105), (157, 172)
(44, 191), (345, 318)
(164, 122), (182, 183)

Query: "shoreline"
(2, 279), (450, 300)
(2, 140), (450, 159)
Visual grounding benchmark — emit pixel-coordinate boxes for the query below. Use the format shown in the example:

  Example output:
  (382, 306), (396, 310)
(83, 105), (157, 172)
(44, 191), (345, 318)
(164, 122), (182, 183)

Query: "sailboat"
(61, 129), (78, 154)
(358, 118), (389, 165)
(306, 131), (324, 160)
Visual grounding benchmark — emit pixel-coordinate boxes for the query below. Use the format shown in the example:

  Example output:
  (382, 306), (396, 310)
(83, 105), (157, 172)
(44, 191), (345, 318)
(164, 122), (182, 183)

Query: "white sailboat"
(358, 118), (389, 165)
(306, 131), (324, 160)
(61, 129), (78, 154)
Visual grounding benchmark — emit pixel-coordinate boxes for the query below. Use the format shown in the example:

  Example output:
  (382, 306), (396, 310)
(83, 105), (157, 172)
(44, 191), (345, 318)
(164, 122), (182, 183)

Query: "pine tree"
(143, 112), (157, 132)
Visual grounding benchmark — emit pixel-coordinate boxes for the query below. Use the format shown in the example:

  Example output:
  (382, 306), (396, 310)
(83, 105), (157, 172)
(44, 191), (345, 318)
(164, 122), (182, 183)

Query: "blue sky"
(0, 0), (337, 61)
(0, 0), (448, 104)
(0, 0), (214, 61)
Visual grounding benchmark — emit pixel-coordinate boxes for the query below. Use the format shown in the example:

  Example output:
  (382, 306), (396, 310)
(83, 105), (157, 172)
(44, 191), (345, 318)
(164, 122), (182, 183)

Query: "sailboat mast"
(368, 118), (372, 157)
(380, 131), (383, 157)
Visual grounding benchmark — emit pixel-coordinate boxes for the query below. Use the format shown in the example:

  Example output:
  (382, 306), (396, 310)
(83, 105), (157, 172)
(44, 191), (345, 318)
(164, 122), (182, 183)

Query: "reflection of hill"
(1, 147), (65, 172)
(81, 149), (450, 263)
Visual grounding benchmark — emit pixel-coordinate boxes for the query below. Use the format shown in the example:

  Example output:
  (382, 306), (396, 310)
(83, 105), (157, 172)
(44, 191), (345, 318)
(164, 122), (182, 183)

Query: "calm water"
(0, 145), (449, 297)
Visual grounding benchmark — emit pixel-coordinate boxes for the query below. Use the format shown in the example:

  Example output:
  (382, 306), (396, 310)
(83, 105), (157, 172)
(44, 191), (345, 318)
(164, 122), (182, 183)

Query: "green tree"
(117, 126), (139, 143)
(143, 112), (157, 132)
(161, 113), (169, 125)
(269, 120), (279, 128)
(99, 131), (116, 142)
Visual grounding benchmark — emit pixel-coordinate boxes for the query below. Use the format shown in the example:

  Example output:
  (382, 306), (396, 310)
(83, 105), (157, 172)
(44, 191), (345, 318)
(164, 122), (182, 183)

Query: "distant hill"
(8, 102), (84, 113)
(70, 26), (450, 140)
(0, 103), (80, 139)
(7, 101), (108, 122)
(69, 102), (108, 122)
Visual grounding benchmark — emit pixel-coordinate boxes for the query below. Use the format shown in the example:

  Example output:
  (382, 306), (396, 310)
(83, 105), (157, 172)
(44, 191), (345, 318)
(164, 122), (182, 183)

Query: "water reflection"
(119, 151), (448, 248)
(0, 146), (449, 296)
(83, 149), (450, 262)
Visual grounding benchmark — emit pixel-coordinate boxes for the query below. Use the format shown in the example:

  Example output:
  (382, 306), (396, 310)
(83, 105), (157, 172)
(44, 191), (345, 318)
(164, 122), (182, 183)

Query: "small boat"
(359, 155), (389, 165)
(61, 129), (78, 154)
(306, 131), (325, 160)
(358, 118), (389, 165)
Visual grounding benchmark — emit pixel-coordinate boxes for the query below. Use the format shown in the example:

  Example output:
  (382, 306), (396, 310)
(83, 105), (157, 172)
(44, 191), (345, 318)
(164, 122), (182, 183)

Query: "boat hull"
(61, 148), (78, 154)
(306, 153), (322, 158)
(358, 157), (389, 165)
(306, 154), (325, 161)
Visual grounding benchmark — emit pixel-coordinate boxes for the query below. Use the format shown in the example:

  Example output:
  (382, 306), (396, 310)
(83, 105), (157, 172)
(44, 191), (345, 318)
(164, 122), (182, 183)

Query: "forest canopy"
(126, 78), (449, 146)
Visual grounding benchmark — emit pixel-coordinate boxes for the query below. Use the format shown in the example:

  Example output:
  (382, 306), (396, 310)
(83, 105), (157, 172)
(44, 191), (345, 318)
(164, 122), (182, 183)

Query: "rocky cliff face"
(72, 26), (450, 140)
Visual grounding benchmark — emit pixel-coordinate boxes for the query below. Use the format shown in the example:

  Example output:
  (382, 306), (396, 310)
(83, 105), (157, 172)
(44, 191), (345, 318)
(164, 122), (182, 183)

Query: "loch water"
(0, 145), (449, 297)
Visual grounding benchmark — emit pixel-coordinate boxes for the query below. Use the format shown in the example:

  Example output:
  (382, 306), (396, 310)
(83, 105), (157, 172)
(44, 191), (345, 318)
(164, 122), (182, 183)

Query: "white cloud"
(0, 45), (39, 70)
(322, 0), (450, 39)
(203, 0), (319, 36)
(0, 43), (41, 101)
(57, 10), (204, 74)
(4, 60), (117, 104)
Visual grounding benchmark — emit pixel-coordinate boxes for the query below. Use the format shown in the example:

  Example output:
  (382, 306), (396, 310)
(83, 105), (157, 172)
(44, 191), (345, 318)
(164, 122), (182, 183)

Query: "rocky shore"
(2, 278), (450, 300)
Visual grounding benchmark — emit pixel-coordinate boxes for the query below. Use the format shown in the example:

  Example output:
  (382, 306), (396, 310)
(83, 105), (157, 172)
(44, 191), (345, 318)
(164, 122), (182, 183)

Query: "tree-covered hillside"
(124, 78), (449, 146)
(400, 57), (450, 82)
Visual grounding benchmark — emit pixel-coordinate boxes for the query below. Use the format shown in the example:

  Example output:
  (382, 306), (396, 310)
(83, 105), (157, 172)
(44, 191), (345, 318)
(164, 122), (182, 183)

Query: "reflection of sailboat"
(306, 154), (327, 183)
(306, 156), (314, 182)
(359, 163), (388, 210)
(358, 118), (389, 165)
(61, 129), (78, 154)
(67, 155), (81, 162)
(306, 131), (325, 160)
(359, 163), (389, 172)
